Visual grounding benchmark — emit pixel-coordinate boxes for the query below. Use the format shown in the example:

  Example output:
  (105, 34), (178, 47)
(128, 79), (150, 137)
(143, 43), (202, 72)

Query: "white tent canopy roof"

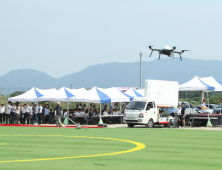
(8, 87), (57, 102)
(68, 87), (133, 103)
(179, 76), (215, 91)
(37, 87), (86, 102)
(199, 77), (222, 91)
(124, 88), (144, 98)
(135, 89), (144, 96)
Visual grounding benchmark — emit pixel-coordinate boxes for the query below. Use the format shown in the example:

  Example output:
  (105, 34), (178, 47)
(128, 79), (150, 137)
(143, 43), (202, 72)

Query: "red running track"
(0, 124), (103, 128)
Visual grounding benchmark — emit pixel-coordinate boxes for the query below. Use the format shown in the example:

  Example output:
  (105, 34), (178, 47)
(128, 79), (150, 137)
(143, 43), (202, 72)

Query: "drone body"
(149, 45), (189, 61)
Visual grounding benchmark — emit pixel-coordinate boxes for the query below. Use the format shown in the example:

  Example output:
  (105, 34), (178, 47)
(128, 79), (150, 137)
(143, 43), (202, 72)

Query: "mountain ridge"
(0, 58), (221, 94)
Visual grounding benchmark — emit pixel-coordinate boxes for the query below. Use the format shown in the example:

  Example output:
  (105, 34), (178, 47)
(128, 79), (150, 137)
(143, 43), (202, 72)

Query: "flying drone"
(148, 46), (189, 61)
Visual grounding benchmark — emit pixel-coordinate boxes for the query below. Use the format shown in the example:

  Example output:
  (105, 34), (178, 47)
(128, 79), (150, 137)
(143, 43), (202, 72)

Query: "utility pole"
(140, 52), (142, 89)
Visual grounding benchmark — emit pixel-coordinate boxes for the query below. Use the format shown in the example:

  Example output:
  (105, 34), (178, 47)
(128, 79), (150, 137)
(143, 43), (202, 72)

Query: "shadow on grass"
(94, 163), (106, 166)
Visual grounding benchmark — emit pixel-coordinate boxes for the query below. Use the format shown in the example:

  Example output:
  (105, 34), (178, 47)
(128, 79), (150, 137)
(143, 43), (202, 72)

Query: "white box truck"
(123, 79), (179, 128)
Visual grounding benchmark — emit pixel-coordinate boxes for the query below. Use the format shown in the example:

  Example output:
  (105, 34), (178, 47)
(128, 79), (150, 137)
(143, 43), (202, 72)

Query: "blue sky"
(0, 0), (221, 78)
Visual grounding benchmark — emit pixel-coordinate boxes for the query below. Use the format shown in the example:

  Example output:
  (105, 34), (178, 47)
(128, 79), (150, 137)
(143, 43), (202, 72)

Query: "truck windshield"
(126, 101), (146, 110)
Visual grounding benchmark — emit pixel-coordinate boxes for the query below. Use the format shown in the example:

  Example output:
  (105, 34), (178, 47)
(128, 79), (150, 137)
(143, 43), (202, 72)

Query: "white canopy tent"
(199, 77), (222, 91)
(68, 87), (133, 103)
(68, 87), (133, 124)
(37, 87), (86, 102)
(124, 88), (144, 98)
(136, 89), (144, 96)
(179, 76), (215, 91)
(8, 87), (57, 102)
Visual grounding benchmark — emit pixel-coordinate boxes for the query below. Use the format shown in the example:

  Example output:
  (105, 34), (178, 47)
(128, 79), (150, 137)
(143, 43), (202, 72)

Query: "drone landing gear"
(149, 50), (153, 57)
(179, 54), (182, 61)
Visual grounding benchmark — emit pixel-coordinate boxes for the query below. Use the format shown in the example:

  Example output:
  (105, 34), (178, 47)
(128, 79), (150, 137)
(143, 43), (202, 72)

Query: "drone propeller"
(182, 50), (190, 53)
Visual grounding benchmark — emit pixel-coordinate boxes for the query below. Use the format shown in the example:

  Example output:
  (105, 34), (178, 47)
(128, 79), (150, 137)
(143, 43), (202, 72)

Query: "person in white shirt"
(63, 111), (67, 119)
(79, 108), (85, 124)
(102, 109), (109, 123)
(15, 103), (21, 124)
(36, 103), (43, 125)
(5, 101), (12, 124)
(177, 105), (182, 127)
(0, 103), (5, 124)
(24, 103), (32, 124)
(117, 109), (122, 115)
(103, 109), (109, 116)
(74, 109), (80, 124)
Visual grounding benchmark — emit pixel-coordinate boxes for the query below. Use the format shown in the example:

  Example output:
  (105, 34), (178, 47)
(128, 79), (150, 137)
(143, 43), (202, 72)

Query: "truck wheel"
(146, 119), (154, 128)
(127, 123), (134, 128)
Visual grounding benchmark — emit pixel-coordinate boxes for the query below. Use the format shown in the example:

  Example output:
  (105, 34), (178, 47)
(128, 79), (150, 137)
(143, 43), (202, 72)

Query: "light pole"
(140, 52), (142, 89)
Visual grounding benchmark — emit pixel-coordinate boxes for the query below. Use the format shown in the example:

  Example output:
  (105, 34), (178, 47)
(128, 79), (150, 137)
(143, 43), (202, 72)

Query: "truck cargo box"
(144, 79), (178, 107)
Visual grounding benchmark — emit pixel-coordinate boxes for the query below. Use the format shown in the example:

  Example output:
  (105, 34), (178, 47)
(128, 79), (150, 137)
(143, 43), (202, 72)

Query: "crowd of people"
(0, 101), (126, 125)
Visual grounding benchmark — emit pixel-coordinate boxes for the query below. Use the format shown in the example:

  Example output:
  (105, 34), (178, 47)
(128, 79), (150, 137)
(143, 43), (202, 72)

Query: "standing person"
(44, 104), (50, 124)
(89, 104), (93, 111)
(75, 105), (79, 110)
(181, 103), (186, 128)
(24, 103), (32, 125)
(32, 103), (37, 124)
(10, 103), (16, 124)
(36, 103), (43, 125)
(30, 103), (35, 124)
(54, 102), (63, 125)
(49, 109), (54, 124)
(93, 104), (96, 111)
(15, 103), (21, 124)
(5, 101), (12, 124)
(20, 104), (25, 124)
(0, 103), (5, 124)
(177, 105), (182, 127)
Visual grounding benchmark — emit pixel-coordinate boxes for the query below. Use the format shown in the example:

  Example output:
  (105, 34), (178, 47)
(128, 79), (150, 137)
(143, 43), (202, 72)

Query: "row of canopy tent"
(179, 76), (222, 91)
(8, 87), (144, 103)
(8, 86), (144, 124)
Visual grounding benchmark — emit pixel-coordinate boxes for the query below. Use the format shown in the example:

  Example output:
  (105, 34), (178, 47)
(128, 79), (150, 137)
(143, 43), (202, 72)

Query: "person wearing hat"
(0, 103), (5, 124)
(54, 102), (63, 125)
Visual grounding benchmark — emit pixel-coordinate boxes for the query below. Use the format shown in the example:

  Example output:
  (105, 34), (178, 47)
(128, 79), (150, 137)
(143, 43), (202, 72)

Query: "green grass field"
(0, 127), (222, 170)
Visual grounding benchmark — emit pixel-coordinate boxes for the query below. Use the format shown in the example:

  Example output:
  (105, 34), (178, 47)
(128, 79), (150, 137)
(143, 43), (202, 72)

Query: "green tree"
(10, 91), (25, 97)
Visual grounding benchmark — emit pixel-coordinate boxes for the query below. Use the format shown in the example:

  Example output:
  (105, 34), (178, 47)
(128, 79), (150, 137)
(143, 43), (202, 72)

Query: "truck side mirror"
(146, 106), (150, 110)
